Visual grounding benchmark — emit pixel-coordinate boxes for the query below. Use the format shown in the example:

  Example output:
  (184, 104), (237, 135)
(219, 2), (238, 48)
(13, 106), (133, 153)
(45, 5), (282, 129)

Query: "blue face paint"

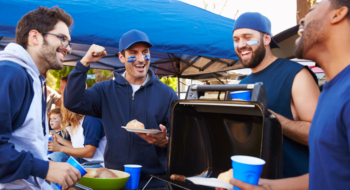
(127, 56), (136, 63)
(234, 40), (259, 48)
(145, 55), (150, 61)
(53, 121), (58, 123)
(246, 40), (259, 46)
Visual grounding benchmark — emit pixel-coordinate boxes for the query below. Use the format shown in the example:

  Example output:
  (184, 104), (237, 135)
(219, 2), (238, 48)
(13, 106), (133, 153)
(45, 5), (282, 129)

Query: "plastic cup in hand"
(230, 91), (251, 101)
(47, 135), (53, 155)
(124, 165), (142, 189)
(231, 155), (265, 190)
(55, 157), (88, 190)
(67, 157), (88, 176)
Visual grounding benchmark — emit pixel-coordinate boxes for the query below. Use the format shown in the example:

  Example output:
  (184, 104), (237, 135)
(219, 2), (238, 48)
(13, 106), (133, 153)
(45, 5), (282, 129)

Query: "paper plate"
(121, 126), (161, 134)
(187, 177), (232, 189)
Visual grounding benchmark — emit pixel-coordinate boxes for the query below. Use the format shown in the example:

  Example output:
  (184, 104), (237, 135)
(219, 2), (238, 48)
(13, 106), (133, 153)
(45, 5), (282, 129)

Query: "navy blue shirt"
(0, 61), (48, 182)
(309, 65), (350, 189)
(64, 61), (178, 188)
(82, 116), (104, 147)
(240, 58), (317, 178)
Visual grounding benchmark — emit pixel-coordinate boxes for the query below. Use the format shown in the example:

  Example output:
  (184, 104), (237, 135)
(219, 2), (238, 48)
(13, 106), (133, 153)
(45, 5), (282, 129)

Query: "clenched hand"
(81, 44), (107, 67)
(46, 161), (81, 190)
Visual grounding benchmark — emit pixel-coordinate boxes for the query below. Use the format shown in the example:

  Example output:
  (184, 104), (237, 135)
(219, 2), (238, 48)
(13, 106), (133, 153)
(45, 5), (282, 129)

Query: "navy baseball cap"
(119, 29), (153, 52)
(232, 12), (280, 49)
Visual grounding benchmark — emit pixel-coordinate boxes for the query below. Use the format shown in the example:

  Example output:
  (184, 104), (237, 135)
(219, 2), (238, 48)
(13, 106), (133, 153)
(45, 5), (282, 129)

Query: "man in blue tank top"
(233, 12), (320, 178)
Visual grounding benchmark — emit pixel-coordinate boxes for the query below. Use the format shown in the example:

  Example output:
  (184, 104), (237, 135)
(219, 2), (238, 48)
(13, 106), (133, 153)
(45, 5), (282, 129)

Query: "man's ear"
(27, 30), (41, 47)
(331, 6), (349, 24)
(264, 34), (272, 47)
(118, 52), (125, 64)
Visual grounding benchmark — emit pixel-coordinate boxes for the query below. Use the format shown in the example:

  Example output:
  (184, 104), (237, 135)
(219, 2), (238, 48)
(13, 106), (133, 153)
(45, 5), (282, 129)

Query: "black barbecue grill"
(153, 82), (283, 190)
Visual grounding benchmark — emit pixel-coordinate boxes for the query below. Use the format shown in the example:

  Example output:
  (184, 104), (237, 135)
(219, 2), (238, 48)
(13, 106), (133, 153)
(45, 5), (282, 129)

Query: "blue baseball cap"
(232, 12), (280, 49)
(119, 29), (153, 52)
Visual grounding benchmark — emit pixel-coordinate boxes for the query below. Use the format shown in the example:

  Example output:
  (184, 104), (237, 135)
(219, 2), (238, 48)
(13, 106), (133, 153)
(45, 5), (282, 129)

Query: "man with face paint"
(232, 12), (320, 178)
(64, 29), (178, 189)
(0, 6), (82, 190)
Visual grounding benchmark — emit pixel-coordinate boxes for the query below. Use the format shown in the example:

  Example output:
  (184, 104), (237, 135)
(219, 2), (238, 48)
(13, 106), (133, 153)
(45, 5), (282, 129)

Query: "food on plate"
(170, 174), (186, 182)
(126, 119), (145, 129)
(87, 168), (119, 179)
(217, 168), (233, 183)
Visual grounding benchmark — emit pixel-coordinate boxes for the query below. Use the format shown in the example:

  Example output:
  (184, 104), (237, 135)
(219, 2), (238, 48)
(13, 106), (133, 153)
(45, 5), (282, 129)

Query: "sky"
(180, 0), (297, 35)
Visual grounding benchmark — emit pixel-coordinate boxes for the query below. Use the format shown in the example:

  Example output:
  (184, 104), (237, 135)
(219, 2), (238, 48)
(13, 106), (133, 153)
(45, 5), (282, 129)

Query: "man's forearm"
(260, 174), (309, 190)
(281, 119), (310, 145)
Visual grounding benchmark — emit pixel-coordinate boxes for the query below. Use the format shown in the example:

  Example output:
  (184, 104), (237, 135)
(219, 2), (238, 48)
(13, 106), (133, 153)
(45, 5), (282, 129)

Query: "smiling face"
(294, 1), (331, 59)
(119, 43), (150, 83)
(233, 28), (267, 69)
(39, 21), (72, 70)
(50, 113), (62, 131)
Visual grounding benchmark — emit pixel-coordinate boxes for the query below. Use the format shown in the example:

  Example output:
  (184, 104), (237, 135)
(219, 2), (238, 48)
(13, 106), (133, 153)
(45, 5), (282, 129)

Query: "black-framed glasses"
(40, 32), (72, 53)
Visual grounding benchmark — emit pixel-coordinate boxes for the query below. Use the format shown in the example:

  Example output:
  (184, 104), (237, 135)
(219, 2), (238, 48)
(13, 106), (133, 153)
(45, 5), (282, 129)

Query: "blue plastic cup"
(231, 155), (265, 190)
(67, 157), (88, 176)
(230, 91), (251, 101)
(54, 157), (88, 190)
(47, 136), (53, 155)
(124, 165), (142, 189)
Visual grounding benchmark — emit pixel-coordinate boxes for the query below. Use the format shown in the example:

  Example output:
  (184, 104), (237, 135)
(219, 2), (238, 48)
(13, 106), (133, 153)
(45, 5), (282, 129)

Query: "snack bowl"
(77, 168), (130, 190)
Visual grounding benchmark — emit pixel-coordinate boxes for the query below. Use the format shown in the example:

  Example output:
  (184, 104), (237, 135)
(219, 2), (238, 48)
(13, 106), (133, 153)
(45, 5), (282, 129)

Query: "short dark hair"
(330, 0), (350, 20)
(16, 6), (73, 49)
(121, 50), (125, 57)
(61, 75), (68, 82)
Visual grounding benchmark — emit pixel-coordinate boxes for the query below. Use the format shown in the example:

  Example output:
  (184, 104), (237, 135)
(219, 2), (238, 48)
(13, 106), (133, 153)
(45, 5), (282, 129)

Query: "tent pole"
(177, 76), (180, 98)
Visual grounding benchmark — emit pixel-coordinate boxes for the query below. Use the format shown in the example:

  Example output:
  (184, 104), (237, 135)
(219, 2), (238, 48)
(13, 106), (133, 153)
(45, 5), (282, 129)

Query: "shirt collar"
(122, 71), (150, 86)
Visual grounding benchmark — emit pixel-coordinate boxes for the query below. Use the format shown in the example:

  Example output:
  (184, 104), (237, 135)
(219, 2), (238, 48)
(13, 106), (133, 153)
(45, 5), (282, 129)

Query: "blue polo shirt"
(309, 65), (350, 189)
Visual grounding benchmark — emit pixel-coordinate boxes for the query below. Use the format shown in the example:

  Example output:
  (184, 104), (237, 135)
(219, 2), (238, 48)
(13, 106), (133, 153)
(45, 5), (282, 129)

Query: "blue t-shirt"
(309, 65), (350, 190)
(240, 58), (317, 178)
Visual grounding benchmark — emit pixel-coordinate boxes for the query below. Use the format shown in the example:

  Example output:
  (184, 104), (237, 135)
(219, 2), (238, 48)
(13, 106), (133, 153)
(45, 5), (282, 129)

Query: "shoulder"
(277, 58), (304, 69)
(83, 116), (103, 126)
(0, 61), (29, 86)
(0, 61), (27, 76)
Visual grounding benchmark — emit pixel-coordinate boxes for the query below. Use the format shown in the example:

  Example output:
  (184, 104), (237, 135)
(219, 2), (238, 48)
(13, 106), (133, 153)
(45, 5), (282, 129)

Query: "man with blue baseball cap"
(64, 29), (178, 189)
(233, 12), (320, 178)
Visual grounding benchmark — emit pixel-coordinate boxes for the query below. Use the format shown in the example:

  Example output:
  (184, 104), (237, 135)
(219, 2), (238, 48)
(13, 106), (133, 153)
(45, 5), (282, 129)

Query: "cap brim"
(124, 41), (153, 50)
(269, 38), (280, 49)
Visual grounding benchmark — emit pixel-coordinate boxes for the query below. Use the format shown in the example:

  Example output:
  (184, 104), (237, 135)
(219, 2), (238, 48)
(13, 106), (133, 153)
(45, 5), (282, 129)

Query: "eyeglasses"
(40, 32), (72, 53)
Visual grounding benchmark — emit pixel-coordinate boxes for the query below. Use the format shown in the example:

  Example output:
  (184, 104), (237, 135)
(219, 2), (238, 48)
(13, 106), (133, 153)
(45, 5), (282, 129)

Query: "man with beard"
(217, 0), (350, 189)
(233, 12), (320, 178)
(64, 30), (178, 189)
(0, 7), (82, 189)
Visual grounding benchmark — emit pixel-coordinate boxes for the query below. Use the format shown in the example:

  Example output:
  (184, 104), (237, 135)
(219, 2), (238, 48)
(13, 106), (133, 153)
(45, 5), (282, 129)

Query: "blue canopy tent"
(0, 0), (243, 78)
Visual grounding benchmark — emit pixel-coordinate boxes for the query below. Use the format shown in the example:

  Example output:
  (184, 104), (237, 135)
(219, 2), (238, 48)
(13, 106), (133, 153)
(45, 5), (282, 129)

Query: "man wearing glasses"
(0, 6), (81, 190)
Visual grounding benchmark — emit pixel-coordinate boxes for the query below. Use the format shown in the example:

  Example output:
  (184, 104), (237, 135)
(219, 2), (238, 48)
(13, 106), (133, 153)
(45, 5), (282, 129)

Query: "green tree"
(159, 77), (177, 92)
(47, 66), (96, 91)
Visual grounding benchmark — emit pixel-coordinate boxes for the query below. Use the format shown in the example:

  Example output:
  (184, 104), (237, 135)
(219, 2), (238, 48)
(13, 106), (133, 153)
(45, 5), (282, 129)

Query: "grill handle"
(185, 82), (269, 116)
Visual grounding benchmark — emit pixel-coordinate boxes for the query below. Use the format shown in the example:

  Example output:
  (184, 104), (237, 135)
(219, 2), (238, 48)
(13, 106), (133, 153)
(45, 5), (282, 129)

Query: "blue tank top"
(240, 58), (315, 178)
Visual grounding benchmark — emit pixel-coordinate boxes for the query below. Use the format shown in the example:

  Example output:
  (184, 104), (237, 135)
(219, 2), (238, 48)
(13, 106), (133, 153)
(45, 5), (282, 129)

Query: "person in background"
(48, 99), (106, 169)
(49, 108), (71, 141)
(0, 6), (81, 189)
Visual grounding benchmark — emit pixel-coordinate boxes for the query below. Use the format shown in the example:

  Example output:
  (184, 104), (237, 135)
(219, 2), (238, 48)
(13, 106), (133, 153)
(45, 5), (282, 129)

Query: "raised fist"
(81, 44), (107, 67)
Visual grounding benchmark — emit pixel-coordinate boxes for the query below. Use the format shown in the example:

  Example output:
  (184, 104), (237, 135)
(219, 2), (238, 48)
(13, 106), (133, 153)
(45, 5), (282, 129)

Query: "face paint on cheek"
(53, 121), (58, 123)
(127, 56), (136, 63)
(246, 40), (259, 46)
(145, 55), (150, 61)
(234, 40), (259, 49)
